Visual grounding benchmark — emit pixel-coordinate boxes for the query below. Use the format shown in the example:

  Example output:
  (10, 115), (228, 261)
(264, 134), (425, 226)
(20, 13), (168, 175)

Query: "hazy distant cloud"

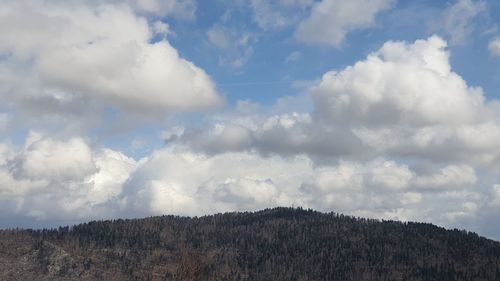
(206, 24), (257, 69)
(78, 0), (197, 19)
(295, 0), (396, 47)
(250, 0), (289, 30)
(489, 37), (500, 56)
(491, 185), (500, 207)
(0, 114), (9, 132)
(207, 24), (232, 49)
(434, 0), (486, 45)
(250, 0), (313, 30)
(285, 51), (302, 64)
(11, 0), (197, 20)
(131, 0), (196, 19)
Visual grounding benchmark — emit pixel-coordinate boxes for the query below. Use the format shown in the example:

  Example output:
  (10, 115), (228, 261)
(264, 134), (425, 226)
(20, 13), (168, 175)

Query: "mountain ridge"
(1, 207), (499, 280)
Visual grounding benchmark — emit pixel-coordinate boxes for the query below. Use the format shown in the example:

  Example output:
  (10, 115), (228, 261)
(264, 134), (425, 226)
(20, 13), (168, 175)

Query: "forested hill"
(1, 208), (499, 281)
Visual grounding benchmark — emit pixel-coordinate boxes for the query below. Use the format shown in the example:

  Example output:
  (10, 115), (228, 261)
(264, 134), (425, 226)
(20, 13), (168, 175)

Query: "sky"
(1, 0), (500, 240)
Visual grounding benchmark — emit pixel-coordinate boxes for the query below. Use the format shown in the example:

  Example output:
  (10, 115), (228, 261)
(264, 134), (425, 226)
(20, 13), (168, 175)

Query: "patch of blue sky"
(163, 0), (500, 106)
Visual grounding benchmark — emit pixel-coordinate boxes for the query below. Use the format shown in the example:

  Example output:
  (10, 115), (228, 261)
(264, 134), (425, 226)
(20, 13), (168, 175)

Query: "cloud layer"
(1, 33), (499, 239)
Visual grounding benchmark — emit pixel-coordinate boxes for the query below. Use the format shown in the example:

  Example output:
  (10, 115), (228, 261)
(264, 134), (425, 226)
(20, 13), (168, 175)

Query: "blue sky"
(1, 0), (500, 241)
(166, 0), (500, 104)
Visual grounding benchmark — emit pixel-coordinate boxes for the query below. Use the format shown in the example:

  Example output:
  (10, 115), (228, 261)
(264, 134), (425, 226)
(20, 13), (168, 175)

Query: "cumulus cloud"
(116, 147), (486, 229)
(414, 165), (477, 190)
(0, 0), (222, 116)
(122, 149), (309, 216)
(0, 134), (137, 222)
(311, 36), (483, 126)
(5, 133), (477, 226)
(295, 0), (396, 47)
(310, 36), (500, 164)
(170, 112), (363, 160)
(13, 134), (97, 181)
(434, 0), (486, 45)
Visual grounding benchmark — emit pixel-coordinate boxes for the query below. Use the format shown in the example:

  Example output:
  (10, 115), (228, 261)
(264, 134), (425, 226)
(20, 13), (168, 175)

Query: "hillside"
(1, 207), (499, 281)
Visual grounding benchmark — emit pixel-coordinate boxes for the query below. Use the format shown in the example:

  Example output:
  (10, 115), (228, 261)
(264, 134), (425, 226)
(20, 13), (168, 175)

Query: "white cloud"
(0, 0), (222, 115)
(295, 0), (396, 47)
(308, 36), (500, 164)
(369, 161), (413, 191)
(1, 24), (500, 241)
(0, 130), (491, 237)
(0, 135), (137, 222)
(489, 37), (500, 57)
(13, 135), (97, 181)
(122, 148), (472, 220)
(88, 149), (137, 205)
(311, 36), (483, 127)
(414, 165), (477, 190)
(435, 0), (486, 45)
(122, 149), (309, 215)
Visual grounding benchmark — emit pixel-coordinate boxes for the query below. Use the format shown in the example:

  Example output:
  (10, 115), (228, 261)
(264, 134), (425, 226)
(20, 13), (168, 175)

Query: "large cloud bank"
(1, 33), (500, 239)
(1, 0), (500, 240)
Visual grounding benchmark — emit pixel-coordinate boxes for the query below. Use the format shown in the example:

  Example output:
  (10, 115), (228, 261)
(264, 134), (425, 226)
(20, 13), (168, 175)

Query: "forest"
(1, 207), (499, 280)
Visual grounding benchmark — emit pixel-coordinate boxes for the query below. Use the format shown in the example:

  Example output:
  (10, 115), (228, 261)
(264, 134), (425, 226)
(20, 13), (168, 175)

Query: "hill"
(1, 207), (499, 280)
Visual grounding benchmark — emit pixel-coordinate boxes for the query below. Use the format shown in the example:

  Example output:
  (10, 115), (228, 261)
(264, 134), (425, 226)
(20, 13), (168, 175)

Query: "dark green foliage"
(1, 207), (499, 280)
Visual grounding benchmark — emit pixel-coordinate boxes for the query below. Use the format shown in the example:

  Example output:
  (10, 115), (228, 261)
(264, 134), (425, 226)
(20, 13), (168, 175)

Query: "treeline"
(1, 207), (500, 280)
